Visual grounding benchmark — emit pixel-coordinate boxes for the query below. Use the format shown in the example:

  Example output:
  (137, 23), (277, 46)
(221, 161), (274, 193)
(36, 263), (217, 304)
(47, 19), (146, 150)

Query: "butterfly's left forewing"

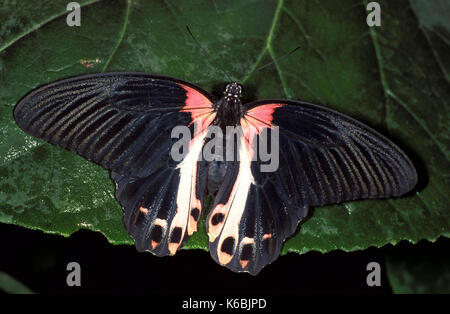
(208, 100), (417, 275)
(14, 72), (216, 256)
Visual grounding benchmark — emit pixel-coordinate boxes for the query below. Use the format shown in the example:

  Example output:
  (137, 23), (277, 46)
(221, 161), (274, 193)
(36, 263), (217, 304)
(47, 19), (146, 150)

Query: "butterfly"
(14, 72), (417, 275)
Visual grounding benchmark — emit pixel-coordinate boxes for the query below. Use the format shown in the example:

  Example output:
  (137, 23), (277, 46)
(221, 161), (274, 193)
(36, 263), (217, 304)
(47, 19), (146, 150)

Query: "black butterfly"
(14, 72), (417, 275)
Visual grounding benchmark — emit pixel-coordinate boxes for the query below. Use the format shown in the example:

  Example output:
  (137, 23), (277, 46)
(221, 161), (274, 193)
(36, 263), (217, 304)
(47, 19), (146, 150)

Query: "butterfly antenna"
(240, 46), (301, 83)
(186, 25), (235, 83)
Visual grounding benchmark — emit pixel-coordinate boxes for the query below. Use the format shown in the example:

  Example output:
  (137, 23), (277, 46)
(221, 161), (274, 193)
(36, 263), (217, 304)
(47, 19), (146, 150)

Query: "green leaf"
(385, 238), (450, 293)
(0, 0), (448, 255)
(0, 271), (35, 294)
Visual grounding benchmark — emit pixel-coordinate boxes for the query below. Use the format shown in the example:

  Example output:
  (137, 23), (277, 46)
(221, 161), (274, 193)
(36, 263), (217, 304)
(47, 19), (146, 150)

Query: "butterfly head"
(214, 82), (244, 127)
(224, 82), (242, 99)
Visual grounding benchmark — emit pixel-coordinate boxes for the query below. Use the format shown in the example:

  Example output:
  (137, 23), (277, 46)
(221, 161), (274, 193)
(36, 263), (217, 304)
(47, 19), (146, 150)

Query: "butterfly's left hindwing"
(14, 72), (216, 256)
(207, 100), (417, 275)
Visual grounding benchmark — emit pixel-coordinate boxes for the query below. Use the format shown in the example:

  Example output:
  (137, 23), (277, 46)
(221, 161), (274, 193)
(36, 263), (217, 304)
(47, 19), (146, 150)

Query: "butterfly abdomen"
(207, 161), (228, 195)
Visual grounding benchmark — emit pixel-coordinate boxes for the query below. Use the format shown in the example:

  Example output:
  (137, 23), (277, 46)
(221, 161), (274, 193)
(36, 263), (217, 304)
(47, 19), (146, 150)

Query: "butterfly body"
(14, 72), (417, 275)
(212, 82), (244, 129)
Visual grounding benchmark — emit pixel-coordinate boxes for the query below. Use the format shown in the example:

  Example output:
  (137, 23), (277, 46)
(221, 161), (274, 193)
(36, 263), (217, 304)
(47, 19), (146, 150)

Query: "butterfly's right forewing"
(14, 72), (216, 256)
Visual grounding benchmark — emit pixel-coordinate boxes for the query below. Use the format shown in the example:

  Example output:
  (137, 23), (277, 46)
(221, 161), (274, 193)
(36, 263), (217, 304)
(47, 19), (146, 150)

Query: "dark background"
(2, 221), (448, 295)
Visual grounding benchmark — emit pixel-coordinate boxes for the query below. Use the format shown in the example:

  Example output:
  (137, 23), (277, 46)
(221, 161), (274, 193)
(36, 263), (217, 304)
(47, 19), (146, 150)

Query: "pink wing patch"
(208, 104), (285, 267)
(240, 103), (284, 158)
(165, 84), (216, 254)
(178, 84), (216, 133)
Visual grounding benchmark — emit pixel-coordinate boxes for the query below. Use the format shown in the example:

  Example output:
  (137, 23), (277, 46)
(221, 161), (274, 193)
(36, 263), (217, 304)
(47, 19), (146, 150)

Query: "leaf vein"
(102, 0), (132, 72)
(0, 0), (104, 54)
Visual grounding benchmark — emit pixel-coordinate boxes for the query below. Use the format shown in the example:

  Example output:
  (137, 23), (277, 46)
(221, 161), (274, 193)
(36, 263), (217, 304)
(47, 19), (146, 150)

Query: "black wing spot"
(221, 237), (235, 255)
(150, 225), (163, 243)
(241, 244), (253, 261)
(170, 227), (183, 243)
(191, 207), (200, 221)
(211, 213), (224, 225)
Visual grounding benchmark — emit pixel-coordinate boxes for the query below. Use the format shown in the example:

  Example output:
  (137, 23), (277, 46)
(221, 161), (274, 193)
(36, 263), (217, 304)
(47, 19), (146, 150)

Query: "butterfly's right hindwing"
(14, 72), (216, 256)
